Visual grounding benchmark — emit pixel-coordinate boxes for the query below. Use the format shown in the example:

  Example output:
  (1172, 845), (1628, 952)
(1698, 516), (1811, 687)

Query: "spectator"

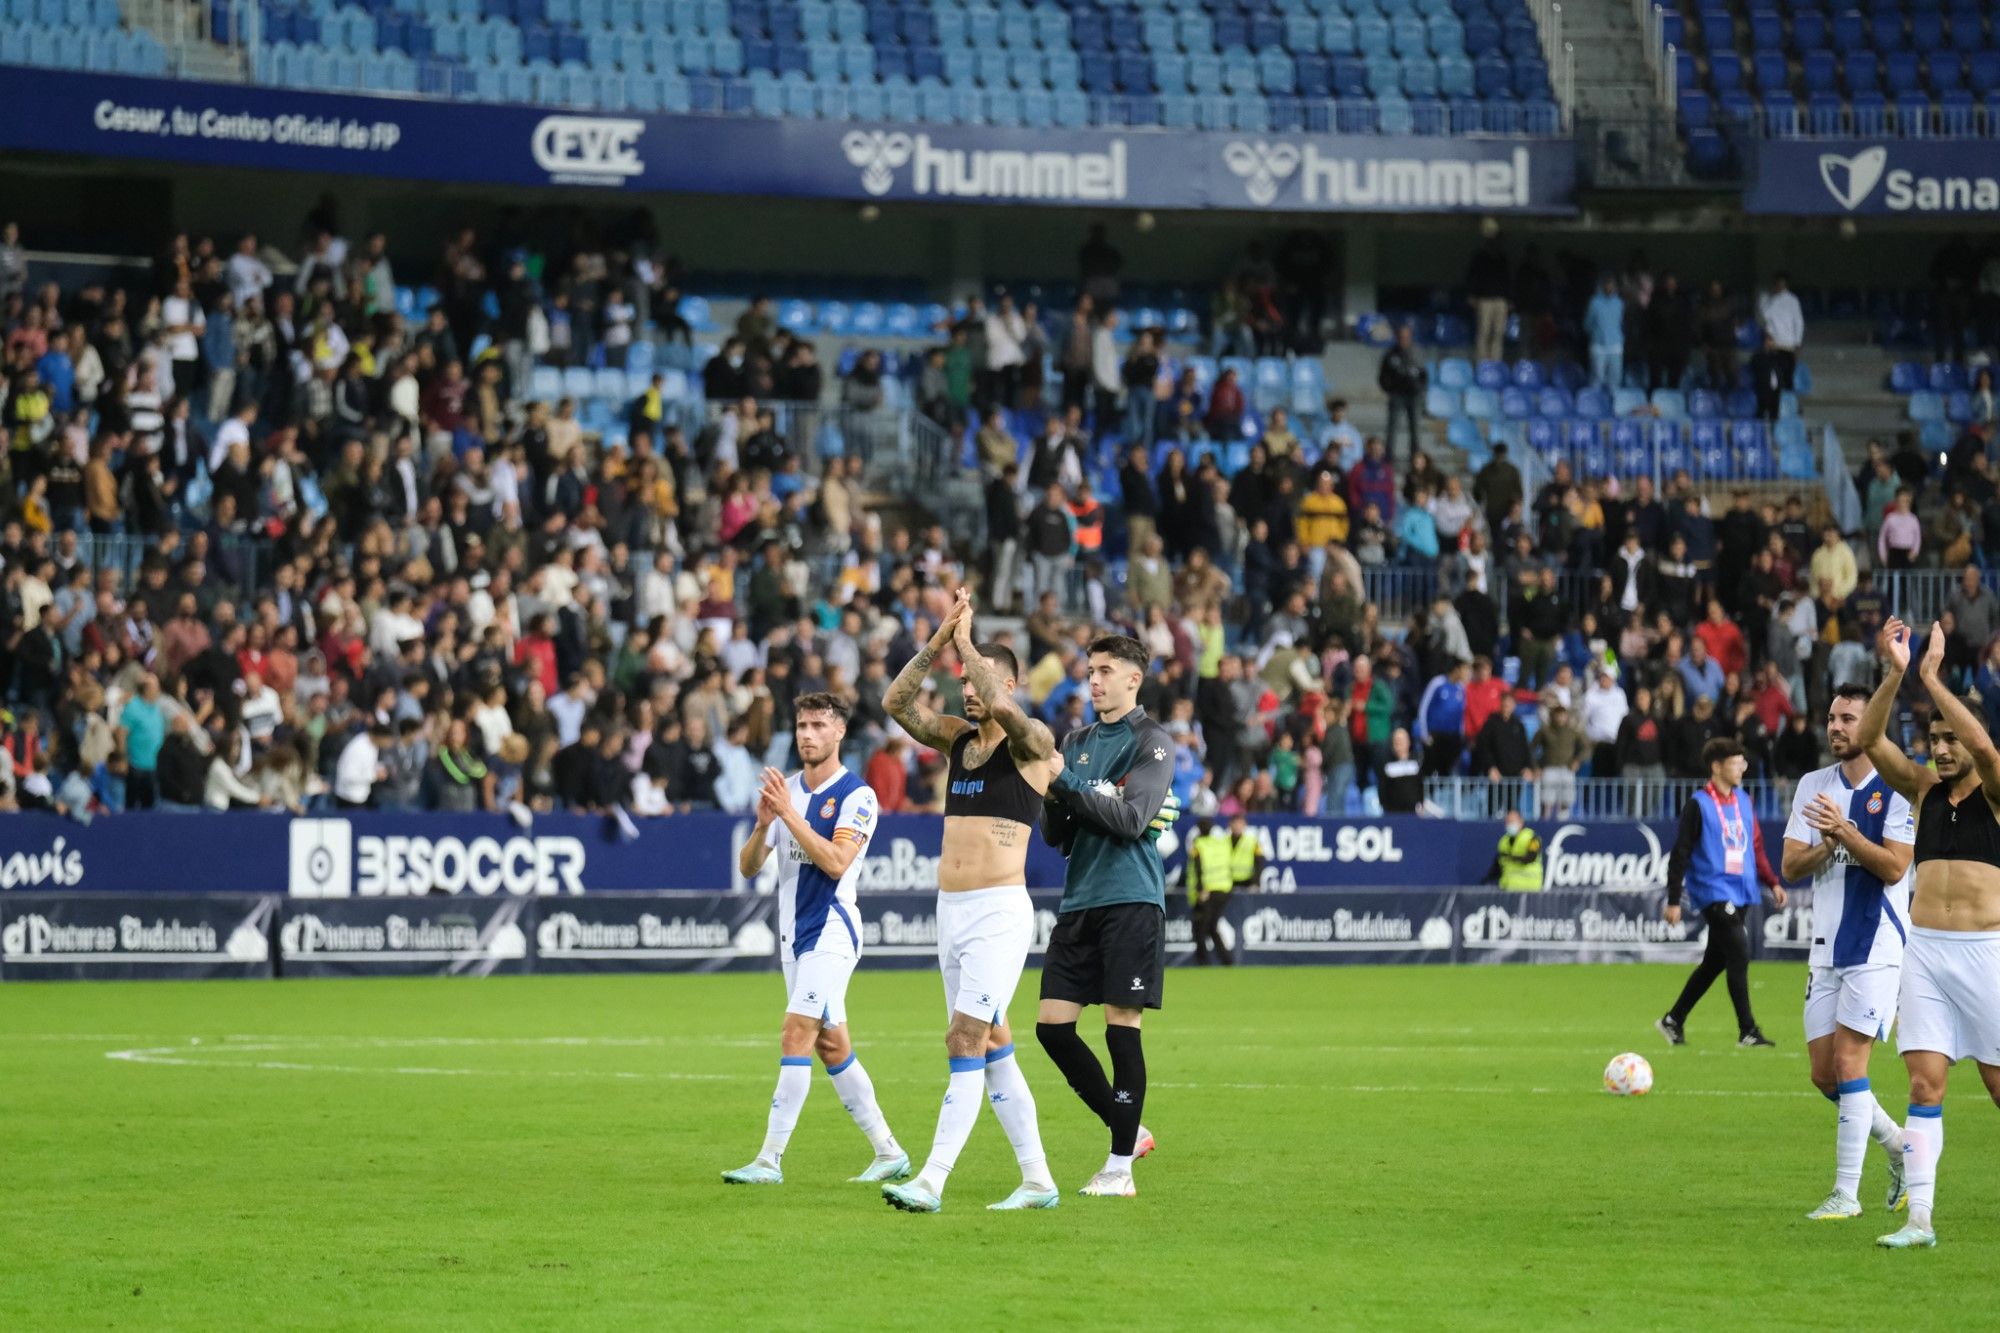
(1467, 234), (1512, 364)
(1472, 690), (1533, 782)
(985, 462), (1023, 614)
(156, 713), (208, 811)
(1693, 599), (1748, 679)
(1378, 727), (1424, 814)
(1947, 565), (1996, 660)
(1375, 325), (1425, 459)
(1414, 657), (1470, 777)
(1756, 271), (1804, 390)
(1748, 333), (1786, 423)
(1877, 489), (1922, 569)
(1024, 483), (1077, 610)
(1585, 276), (1626, 389)
(1582, 662), (1630, 775)
(1473, 444), (1522, 542)
(1697, 278), (1737, 390)
(1808, 525), (1857, 602)
(1645, 273), (1694, 392)
(1533, 702), (1587, 817)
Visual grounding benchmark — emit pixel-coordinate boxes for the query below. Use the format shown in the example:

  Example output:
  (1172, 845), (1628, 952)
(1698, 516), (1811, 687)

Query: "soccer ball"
(1603, 1052), (1653, 1096)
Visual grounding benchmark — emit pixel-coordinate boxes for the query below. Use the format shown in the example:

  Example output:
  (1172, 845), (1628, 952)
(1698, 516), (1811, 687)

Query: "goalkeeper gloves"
(1147, 791), (1182, 842)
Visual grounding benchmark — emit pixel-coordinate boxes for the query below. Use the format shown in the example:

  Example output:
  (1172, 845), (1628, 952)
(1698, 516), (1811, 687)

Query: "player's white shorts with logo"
(1803, 963), (1900, 1042)
(937, 885), (1035, 1024)
(783, 950), (858, 1027)
(1898, 926), (2000, 1064)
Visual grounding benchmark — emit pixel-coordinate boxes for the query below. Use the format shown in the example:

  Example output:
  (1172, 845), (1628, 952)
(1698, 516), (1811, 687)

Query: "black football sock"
(1104, 1025), (1146, 1158)
(1036, 1021), (1114, 1127)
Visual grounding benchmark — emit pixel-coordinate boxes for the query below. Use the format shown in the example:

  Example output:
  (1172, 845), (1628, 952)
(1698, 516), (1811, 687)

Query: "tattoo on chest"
(964, 740), (998, 769)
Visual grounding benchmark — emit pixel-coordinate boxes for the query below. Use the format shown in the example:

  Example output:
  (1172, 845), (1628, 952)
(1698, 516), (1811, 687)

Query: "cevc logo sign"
(1818, 146), (1887, 211)
(531, 116), (644, 186)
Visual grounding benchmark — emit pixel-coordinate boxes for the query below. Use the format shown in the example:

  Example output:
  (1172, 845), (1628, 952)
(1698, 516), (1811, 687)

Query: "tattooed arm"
(954, 614), (1054, 763)
(882, 608), (973, 751)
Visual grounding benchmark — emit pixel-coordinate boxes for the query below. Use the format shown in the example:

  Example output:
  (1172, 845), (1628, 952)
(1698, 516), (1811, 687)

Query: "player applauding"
(878, 591), (1062, 1214)
(722, 693), (908, 1188)
(1858, 619), (2000, 1249)
(1781, 684), (1913, 1222)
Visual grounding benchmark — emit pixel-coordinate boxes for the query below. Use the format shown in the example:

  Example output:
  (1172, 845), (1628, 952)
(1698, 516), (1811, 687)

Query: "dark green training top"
(1039, 706), (1174, 914)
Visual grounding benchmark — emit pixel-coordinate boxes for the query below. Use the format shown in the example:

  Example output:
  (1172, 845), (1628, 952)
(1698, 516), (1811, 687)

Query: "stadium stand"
(0, 0), (1563, 133)
(1662, 0), (2000, 177)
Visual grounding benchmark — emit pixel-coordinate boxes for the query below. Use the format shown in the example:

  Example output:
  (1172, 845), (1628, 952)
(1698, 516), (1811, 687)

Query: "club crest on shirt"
(1868, 791), (1884, 814)
(820, 798), (837, 818)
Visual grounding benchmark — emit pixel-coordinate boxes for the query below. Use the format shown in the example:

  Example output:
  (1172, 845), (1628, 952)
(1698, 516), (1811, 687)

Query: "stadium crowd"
(0, 211), (1997, 823)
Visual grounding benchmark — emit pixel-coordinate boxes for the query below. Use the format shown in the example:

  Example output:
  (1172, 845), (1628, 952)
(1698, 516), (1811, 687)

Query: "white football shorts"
(1898, 927), (2000, 1065)
(783, 950), (857, 1028)
(1803, 963), (1900, 1043)
(937, 884), (1035, 1025)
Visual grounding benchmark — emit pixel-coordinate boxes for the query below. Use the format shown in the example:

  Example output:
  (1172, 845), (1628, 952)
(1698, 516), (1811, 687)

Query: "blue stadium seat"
(1462, 386), (1499, 419)
(1436, 357), (1473, 389)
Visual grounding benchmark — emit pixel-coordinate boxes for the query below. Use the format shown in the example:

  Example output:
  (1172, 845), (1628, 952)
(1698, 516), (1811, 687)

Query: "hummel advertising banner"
(0, 812), (1776, 897)
(1745, 139), (2000, 216)
(0, 67), (1578, 214)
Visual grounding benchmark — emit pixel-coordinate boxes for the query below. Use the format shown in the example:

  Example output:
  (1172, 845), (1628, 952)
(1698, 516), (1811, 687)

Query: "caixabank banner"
(0, 67), (1578, 214)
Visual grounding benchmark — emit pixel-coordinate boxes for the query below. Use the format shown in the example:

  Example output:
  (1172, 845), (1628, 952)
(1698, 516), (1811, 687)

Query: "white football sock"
(983, 1045), (1054, 1190)
(825, 1053), (900, 1158)
(1834, 1078), (1872, 1197)
(1103, 1152), (1134, 1175)
(1903, 1105), (1943, 1230)
(915, 1057), (987, 1193)
(1870, 1098), (1904, 1158)
(756, 1057), (813, 1165)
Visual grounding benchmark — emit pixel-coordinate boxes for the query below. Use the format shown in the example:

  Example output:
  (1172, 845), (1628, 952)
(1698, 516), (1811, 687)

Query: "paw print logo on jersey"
(1131, 976), (1145, 991)
(841, 129), (913, 197)
(804, 991), (819, 1005)
(1222, 139), (1302, 207)
(1152, 747), (1166, 762)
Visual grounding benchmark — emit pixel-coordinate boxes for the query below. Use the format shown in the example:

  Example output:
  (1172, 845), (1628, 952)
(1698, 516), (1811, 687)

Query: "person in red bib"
(1658, 737), (1787, 1047)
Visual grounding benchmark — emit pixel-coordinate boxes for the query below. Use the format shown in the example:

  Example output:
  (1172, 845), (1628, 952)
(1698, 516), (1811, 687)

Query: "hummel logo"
(1223, 139), (1302, 207)
(841, 129), (914, 197)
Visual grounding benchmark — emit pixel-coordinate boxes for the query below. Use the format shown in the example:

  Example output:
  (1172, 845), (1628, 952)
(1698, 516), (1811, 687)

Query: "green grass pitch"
(5, 964), (2000, 1329)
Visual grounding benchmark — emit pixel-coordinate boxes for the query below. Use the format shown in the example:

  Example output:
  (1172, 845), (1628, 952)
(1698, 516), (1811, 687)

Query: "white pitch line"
(101, 1040), (1819, 1097)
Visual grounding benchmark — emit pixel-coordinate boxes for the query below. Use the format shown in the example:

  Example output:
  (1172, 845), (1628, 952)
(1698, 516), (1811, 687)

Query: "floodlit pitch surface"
(3, 966), (1995, 1328)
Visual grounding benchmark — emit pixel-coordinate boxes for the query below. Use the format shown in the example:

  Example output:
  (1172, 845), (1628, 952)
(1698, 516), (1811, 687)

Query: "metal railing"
(1525, 0), (1574, 129)
(1876, 569), (2000, 627)
(1736, 102), (1996, 140)
(74, 533), (274, 599)
(1425, 776), (1788, 821)
(1634, 0), (1678, 114)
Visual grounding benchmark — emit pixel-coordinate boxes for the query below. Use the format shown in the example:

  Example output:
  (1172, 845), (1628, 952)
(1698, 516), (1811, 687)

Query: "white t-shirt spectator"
(211, 415), (250, 473)
(333, 732), (381, 805)
(629, 772), (669, 816)
(162, 294), (205, 362)
(1757, 289), (1805, 350)
(1581, 678), (1630, 745)
(240, 682), (282, 742)
(227, 251), (272, 307)
(603, 297), (635, 350)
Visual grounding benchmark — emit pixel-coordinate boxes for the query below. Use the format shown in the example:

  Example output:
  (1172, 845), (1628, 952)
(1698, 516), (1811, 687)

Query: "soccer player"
(1857, 619), (2000, 1249)
(1657, 737), (1786, 1048)
(1780, 683), (1914, 1222)
(1038, 633), (1177, 1199)
(722, 692), (908, 1187)
(874, 592), (1063, 1213)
